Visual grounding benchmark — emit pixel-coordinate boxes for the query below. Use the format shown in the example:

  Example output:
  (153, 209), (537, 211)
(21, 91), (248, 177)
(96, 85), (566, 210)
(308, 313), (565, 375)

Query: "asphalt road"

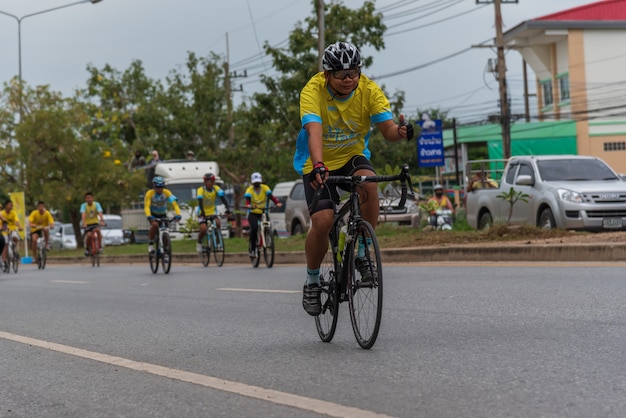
(1, 262), (626, 417)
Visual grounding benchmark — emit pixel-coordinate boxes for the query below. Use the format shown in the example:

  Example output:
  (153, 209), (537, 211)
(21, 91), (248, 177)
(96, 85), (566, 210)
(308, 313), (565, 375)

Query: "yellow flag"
(9, 192), (26, 240)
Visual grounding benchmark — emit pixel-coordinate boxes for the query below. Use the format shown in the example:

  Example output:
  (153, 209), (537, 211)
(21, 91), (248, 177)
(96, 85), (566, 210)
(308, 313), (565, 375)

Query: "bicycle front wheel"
(39, 248), (47, 270)
(12, 247), (19, 273)
(212, 229), (225, 267)
(315, 237), (339, 343)
(162, 233), (172, 274)
(149, 243), (159, 274)
(263, 228), (275, 268)
(201, 234), (210, 267)
(347, 220), (383, 349)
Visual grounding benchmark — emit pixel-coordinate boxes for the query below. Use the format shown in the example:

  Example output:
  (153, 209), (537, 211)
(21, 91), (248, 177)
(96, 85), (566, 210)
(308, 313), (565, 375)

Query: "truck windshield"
(538, 159), (619, 181)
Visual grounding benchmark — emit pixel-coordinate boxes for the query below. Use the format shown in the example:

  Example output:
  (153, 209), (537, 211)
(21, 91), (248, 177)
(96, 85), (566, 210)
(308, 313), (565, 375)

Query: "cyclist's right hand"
(309, 161), (328, 188)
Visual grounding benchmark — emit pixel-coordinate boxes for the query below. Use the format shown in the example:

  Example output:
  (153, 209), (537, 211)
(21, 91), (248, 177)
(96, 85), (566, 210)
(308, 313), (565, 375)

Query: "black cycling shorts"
(303, 155), (375, 216)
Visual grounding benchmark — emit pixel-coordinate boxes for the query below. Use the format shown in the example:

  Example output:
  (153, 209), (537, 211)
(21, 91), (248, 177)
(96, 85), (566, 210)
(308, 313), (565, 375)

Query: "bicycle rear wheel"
(161, 232), (172, 274)
(347, 220), (383, 349)
(201, 234), (210, 267)
(212, 228), (225, 267)
(263, 228), (275, 268)
(315, 237), (339, 342)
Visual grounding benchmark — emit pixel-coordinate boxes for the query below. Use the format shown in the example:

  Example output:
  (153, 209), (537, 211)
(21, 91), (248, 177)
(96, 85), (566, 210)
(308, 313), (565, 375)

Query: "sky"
(0, 0), (596, 126)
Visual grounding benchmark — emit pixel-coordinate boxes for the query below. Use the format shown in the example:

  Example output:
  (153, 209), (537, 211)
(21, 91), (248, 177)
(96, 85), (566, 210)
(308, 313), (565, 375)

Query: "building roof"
(536, 0), (626, 22)
(443, 121), (576, 145)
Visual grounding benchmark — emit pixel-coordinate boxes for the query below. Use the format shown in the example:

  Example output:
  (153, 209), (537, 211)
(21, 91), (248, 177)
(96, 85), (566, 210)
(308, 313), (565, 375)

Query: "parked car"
(50, 223), (78, 250)
(378, 188), (421, 228)
(285, 179), (309, 235)
(101, 214), (124, 246)
(271, 181), (296, 238)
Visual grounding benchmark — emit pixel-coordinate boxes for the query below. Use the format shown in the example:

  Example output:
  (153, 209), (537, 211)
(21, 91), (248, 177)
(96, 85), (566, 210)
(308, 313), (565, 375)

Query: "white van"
(271, 181), (297, 238)
(101, 214), (124, 246)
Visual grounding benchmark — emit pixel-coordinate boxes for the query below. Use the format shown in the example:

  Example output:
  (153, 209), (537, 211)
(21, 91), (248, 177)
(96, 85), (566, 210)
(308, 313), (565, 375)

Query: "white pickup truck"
(465, 155), (626, 231)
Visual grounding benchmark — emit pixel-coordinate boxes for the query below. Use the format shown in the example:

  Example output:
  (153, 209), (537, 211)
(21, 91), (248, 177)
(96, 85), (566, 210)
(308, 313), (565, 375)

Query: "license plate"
(602, 217), (623, 229)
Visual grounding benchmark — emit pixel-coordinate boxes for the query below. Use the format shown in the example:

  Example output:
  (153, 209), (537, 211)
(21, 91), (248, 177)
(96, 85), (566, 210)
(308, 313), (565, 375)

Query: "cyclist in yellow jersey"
(80, 192), (105, 256)
(195, 172), (231, 253)
(144, 176), (181, 254)
(28, 201), (55, 256)
(244, 172), (282, 258)
(1, 200), (23, 266)
(295, 41), (414, 316)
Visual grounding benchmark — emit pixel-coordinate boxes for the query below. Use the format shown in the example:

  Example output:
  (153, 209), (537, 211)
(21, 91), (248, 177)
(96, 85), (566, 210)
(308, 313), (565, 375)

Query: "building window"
(604, 142), (626, 151)
(541, 81), (553, 106)
(558, 74), (570, 101)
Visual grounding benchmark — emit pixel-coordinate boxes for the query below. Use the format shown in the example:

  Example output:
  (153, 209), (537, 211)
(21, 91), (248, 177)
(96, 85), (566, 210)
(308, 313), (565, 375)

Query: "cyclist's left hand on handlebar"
(398, 114), (414, 141)
(309, 161), (328, 188)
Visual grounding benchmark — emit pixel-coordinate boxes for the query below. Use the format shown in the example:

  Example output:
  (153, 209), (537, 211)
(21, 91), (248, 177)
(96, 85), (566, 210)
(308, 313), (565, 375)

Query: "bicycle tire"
(12, 245), (19, 273)
(315, 236), (340, 342)
(347, 220), (383, 349)
(40, 247), (47, 270)
(149, 241), (159, 274)
(201, 234), (210, 267)
(263, 228), (275, 268)
(162, 232), (172, 274)
(213, 228), (225, 267)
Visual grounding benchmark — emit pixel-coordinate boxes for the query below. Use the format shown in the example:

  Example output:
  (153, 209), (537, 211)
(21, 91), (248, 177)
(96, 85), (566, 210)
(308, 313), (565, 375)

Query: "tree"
(496, 187), (529, 225)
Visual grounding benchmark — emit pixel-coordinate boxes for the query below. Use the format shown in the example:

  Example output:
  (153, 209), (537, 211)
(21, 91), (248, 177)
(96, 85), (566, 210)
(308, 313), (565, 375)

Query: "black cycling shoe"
(355, 257), (376, 283)
(302, 283), (322, 316)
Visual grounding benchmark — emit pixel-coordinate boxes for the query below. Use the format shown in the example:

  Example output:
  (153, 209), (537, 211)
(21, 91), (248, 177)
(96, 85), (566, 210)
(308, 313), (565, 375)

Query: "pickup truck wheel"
(478, 212), (493, 230)
(292, 222), (304, 235)
(539, 208), (556, 229)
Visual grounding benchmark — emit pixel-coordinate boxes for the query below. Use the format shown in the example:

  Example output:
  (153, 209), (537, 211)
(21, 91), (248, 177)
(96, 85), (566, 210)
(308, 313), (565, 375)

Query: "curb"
(43, 243), (626, 265)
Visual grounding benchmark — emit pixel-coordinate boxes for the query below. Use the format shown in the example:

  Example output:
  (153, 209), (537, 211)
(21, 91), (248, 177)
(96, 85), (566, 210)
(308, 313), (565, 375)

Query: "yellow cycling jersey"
(144, 188), (181, 217)
(244, 184), (273, 215)
(196, 185), (225, 216)
(80, 201), (103, 226)
(294, 72), (393, 175)
(28, 210), (54, 230)
(2, 210), (19, 232)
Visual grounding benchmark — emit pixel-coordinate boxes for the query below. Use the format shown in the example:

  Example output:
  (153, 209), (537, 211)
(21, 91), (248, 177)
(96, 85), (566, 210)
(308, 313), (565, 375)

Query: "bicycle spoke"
(315, 237), (339, 342)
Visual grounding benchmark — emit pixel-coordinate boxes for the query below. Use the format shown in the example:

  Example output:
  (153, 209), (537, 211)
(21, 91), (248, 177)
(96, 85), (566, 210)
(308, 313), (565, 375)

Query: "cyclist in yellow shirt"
(144, 176), (181, 254)
(244, 172), (282, 258)
(28, 201), (55, 257)
(195, 172), (231, 253)
(295, 41), (413, 315)
(80, 192), (105, 256)
(2, 200), (23, 266)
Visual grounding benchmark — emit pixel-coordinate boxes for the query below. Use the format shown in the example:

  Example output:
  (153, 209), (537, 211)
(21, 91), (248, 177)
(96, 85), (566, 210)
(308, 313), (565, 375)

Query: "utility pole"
(224, 32), (247, 147)
(477, 0), (517, 159)
(316, 0), (325, 71)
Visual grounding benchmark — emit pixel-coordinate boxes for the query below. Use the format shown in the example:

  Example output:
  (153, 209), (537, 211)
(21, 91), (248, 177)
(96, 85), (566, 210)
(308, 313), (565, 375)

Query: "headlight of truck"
(558, 188), (583, 203)
(407, 203), (419, 213)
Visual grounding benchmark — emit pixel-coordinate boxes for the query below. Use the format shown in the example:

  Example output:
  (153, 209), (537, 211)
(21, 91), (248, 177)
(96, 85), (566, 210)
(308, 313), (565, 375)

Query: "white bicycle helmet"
(322, 41), (362, 71)
(251, 172), (262, 184)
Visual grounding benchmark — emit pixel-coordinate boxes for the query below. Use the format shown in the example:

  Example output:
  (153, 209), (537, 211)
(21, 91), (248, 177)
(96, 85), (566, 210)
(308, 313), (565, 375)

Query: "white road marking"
(50, 280), (89, 284)
(217, 288), (301, 294)
(0, 331), (395, 418)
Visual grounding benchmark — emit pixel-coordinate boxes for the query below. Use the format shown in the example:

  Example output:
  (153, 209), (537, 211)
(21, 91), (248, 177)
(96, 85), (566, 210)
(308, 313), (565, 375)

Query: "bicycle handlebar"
(308, 164), (414, 213)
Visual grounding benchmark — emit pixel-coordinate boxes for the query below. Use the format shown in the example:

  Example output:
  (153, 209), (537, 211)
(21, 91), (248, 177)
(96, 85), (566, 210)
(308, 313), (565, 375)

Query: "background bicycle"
(84, 224), (104, 268)
(200, 216), (225, 267)
(36, 235), (47, 269)
(312, 164), (412, 349)
(249, 207), (275, 268)
(149, 217), (177, 274)
(3, 230), (20, 274)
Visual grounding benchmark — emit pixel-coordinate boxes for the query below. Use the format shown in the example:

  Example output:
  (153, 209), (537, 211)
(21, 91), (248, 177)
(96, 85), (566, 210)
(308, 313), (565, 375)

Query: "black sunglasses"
(330, 69), (361, 80)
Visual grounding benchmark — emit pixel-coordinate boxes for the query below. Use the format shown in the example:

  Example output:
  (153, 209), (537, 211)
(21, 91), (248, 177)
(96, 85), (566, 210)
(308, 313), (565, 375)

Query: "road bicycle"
(84, 224), (103, 268)
(149, 217), (177, 274)
(3, 230), (21, 274)
(36, 235), (47, 270)
(249, 208), (275, 268)
(200, 216), (225, 267)
(310, 164), (412, 349)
